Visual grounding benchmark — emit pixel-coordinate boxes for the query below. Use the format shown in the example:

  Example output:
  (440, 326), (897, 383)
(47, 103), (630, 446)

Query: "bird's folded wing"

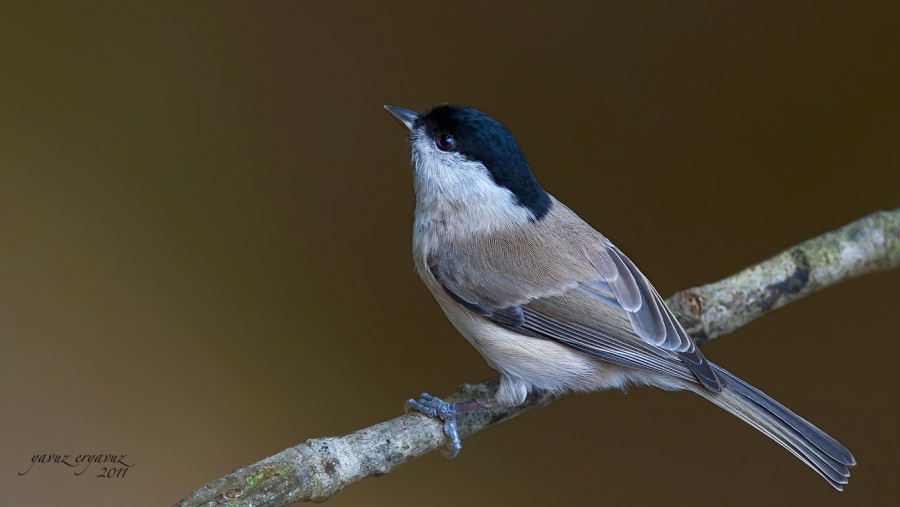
(428, 223), (724, 391)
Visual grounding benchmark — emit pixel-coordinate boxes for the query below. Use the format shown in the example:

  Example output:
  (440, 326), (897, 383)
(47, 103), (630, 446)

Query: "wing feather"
(426, 199), (724, 392)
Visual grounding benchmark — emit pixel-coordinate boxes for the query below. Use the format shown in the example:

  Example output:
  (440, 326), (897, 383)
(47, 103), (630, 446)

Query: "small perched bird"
(384, 104), (855, 489)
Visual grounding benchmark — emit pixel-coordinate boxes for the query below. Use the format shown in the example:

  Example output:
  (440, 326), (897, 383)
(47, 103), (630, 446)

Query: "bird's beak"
(384, 105), (419, 131)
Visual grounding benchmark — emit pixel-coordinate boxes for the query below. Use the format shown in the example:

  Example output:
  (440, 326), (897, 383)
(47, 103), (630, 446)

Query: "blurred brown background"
(1, 2), (898, 506)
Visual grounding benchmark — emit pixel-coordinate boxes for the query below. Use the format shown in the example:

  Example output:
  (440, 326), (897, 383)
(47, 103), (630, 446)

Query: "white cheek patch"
(410, 133), (534, 237)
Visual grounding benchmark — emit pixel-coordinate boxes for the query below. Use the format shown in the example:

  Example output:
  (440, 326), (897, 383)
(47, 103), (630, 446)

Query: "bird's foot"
(406, 393), (483, 458)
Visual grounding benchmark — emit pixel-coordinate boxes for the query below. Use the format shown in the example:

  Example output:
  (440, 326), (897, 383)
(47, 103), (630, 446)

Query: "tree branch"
(173, 208), (899, 507)
(667, 208), (900, 344)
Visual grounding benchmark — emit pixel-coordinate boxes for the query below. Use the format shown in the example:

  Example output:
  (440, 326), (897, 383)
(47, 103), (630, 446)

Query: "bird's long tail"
(691, 365), (856, 490)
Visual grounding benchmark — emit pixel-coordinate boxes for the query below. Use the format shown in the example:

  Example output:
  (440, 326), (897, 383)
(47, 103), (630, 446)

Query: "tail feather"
(693, 364), (856, 490)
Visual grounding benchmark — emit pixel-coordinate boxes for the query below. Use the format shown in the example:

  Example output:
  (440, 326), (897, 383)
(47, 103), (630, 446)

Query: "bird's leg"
(405, 393), (492, 458)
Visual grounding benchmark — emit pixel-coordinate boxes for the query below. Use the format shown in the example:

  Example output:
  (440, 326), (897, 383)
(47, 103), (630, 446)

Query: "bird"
(384, 103), (855, 489)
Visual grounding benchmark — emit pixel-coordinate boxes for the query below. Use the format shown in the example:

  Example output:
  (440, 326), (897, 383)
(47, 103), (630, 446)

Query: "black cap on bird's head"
(384, 104), (552, 220)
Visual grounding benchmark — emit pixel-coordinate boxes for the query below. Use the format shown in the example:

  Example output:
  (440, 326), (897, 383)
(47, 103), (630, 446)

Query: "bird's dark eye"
(435, 132), (457, 151)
